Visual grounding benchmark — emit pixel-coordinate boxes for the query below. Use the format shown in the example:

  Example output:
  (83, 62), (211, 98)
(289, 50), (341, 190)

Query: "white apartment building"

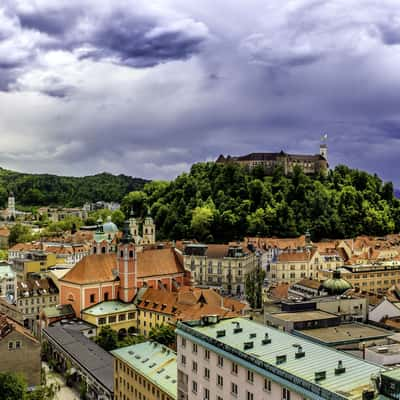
(176, 317), (385, 400)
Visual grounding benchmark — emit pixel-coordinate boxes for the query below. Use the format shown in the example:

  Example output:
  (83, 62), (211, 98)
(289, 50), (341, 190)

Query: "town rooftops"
(0, 313), (39, 344)
(177, 317), (385, 400)
(295, 323), (393, 346)
(43, 322), (113, 393)
(111, 341), (177, 399)
(42, 304), (75, 319)
(82, 301), (136, 316)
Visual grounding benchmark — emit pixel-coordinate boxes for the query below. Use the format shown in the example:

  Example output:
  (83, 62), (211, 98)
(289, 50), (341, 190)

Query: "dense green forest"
(121, 162), (400, 242)
(0, 168), (147, 207)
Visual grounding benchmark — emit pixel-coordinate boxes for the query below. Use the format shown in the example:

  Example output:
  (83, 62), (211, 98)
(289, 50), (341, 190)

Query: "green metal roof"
(177, 317), (385, 400)
(381, 368), (400, 382)
(43, 304), (74, 318)
(112, 341), (177, 399)
(82, 301), (136, 316)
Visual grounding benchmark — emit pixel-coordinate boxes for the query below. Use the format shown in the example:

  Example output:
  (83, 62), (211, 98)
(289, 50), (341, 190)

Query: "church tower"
(142, 211), (155, 245)
(320, 143), (328, 160)
(7, 192), (16, 220)
(129, 212), (141, 245)
(118, 221), (137, 303)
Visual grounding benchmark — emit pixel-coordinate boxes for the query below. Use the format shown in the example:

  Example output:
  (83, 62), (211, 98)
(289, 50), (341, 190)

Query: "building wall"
(136, 309), (173, 337)
(177, 336), (303, 400)
(317, 297), (368, 322)
(0, 329), (41, 387)
(114, 358), (174, 400)
(184, 254), (257, 295)
(369, 300), (400, 323)
(82, 310), (136, 334)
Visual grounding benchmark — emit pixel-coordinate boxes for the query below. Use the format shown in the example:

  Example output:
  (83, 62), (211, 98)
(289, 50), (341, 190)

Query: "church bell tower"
(118, 221), (137, 302)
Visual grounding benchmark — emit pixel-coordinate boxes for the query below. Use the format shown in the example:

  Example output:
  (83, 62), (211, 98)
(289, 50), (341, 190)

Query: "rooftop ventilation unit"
(276, 355), (287, 365)
(149, 363), (156, 368)
(157, 368), (165, 374)
(128, 351), (134, 355)
(249, 333), (257, 339)
(295, 346), (305, 359)
(217, 330), (226, 338)
(262, 333), (271, 345)
(244, 341), (254, 350)
(335, 360), (346, 375)
(315, 371), (326, 382)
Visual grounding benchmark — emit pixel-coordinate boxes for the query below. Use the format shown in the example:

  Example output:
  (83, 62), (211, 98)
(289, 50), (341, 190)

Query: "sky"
(0, 1), (400, 185)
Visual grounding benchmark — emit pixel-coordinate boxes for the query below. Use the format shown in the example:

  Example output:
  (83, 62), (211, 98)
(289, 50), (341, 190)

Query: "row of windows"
(98, 312), (135, 325)
(18, 296), (57, 306)
(8, 340), (21, 350)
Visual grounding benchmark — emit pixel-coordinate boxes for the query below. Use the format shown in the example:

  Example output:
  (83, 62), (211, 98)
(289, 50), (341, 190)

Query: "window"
(104, 292), (109, 301)
(247, 370), (254, 383)
(231, 362), (238, 375)
(108, 316), (116, 323)
(98, 317), (106, 325)
(217, 375), (223, 387)
(181, 337), (186, 347)
(8, 342), (13, 350)
(181, 355), (186, 365)
(90, 294), (95, 303)
(231, 382), (238, 396)
(246, 391), (254, 400)
(264, 379), (271, 392)
(192, 343), (198, 354)
(119, 314), (126, 321)
(217, 355), (223, 367)
(204, 388), (210, 400)
(204, 368), (210, 380)
(128, 312), (135, 320)
(282, 388), (291, 400)
(192, 380), (197, 394)
(192, 361), (197, 373)
(204, 348), (210, 360)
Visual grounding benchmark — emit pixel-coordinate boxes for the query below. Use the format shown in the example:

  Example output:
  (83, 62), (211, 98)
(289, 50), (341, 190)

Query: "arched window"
(93, 246), (97, 254)
(101, 247), (106, 254)
(120, 250), (124, 258)
(129, 250), (134, 258)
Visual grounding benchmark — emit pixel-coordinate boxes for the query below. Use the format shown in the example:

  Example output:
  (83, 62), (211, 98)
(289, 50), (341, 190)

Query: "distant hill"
(0, 167), (148, 208)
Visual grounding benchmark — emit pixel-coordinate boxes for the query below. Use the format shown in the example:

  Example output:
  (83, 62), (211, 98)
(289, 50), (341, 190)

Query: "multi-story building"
(268, 248), (343, 284)
(0, 313), (41, 388)
(180, 243), (258, 295)
(216, 144), (328, 175)
(81, 301), (137, 337)
(0, 263), (16, 300)
(321, 264), (400, 293)
(176, 316), (385, 400)
(11, 251), (57, 280)
(0, 277), (58, 330)
(112, 342), (177, 400)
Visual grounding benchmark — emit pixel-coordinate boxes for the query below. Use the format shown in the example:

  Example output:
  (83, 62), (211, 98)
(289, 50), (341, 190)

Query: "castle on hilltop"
(216, 144), (328, 175)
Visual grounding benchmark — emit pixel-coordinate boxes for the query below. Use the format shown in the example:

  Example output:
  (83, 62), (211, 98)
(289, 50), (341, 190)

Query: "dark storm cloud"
(0, 0), (400, 186)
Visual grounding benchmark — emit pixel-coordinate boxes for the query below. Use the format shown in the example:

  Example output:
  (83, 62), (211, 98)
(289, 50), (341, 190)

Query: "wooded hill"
(120, 162), (400, 242)
(0, 167), (148, 207)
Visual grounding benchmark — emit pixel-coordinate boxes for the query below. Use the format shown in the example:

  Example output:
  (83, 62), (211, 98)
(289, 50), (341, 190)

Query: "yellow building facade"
(112, 341), (177, 400)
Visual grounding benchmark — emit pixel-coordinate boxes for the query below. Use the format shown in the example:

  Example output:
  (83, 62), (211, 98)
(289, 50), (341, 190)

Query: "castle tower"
(320, 144), (328, 160)
(129, 211), (141, 245)
(118, 221), (137, 302)
(142, 211), (155, 245)
(7, 192), (15, 219)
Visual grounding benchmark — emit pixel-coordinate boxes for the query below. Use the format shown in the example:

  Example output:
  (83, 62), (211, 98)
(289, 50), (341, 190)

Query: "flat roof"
(43, 322), (113, 393)
(82, 301), (136, 316)
(177, 317), (385, 400)
(367, 344), (400, 356)
(270, 311), (338, 322)
(112, 342), (176, 399)
(382, 368), (400, 381)
(295, 323), (392, 345)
